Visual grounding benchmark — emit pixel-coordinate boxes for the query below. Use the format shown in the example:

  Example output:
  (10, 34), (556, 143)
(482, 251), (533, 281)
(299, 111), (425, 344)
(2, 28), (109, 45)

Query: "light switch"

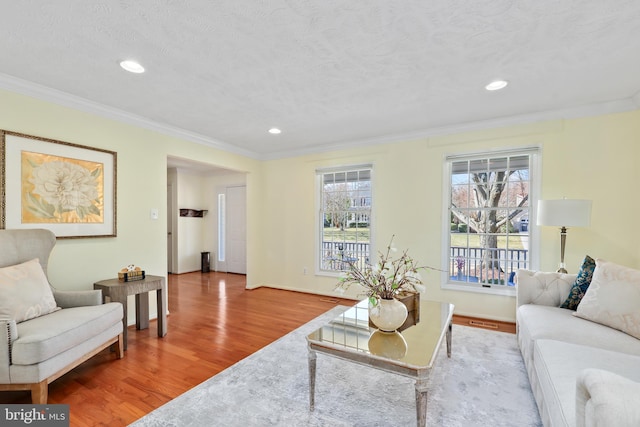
(150, 208), (159, 220)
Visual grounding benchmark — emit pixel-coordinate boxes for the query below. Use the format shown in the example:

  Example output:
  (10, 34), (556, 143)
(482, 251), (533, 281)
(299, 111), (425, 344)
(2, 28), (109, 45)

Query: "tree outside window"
(318, 167), (371, 273)
(446, 151), (537, 291)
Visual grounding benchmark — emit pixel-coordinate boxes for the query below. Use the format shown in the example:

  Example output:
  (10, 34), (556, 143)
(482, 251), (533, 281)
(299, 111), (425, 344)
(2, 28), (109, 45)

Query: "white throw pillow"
(574, 259), (640, 339)
(0, 258), (59, 323)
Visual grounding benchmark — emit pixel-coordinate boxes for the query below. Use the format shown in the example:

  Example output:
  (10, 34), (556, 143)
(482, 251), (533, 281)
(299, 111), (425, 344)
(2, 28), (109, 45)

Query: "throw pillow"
(574, 259), (640, 339)
(560, 255), (596, 310)
(0, 258), (59, 323)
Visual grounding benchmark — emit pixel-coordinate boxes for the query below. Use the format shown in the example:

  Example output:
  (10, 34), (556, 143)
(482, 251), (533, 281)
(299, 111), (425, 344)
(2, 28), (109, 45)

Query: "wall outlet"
(150, 208), (159, 220)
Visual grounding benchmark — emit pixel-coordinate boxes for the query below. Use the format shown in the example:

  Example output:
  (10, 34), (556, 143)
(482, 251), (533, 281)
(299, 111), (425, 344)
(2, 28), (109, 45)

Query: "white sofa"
(516, 264), (640, 427)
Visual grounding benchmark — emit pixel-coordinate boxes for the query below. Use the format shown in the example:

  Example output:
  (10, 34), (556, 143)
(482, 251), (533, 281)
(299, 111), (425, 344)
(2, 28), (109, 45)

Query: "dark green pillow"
(560, 255), (596, 310)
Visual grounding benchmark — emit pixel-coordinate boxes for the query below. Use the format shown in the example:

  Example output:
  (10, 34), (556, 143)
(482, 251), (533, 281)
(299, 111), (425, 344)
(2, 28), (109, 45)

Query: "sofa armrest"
(0, 319), (17, 381)
(52, 288), (103, 308)
(515, 269), (577, 308)
(576, 368), (640, 427)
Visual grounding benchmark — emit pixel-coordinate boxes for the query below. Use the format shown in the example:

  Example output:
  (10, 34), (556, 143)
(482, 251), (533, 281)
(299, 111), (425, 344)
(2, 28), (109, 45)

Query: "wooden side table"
(94, 275), (167, 350)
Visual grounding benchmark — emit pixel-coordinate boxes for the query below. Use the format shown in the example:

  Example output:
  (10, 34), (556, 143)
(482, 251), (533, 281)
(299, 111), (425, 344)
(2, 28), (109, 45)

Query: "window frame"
(315, 164), (374, 277)
(441, 147), (541, 296)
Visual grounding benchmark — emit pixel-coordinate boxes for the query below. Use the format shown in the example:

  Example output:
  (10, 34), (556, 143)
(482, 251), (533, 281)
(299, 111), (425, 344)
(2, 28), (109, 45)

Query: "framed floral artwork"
(0, 130), (117, 238)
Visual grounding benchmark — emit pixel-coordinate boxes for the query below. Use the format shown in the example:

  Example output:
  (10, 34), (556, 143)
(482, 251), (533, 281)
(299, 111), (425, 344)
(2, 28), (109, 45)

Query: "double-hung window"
(317, 165), (372, 275)
(444, 148), (540, 295)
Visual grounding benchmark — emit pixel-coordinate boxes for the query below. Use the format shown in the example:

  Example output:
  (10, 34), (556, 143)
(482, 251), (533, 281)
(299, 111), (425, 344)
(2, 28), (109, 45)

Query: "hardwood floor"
(0, 272), (354, 426)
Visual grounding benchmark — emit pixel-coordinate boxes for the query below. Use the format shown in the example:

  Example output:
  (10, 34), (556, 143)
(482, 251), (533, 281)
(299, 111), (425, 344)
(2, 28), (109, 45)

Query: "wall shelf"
(179, 209), (208, 218)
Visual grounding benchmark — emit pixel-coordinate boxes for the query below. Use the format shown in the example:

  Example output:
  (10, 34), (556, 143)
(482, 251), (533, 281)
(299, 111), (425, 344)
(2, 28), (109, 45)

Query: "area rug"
(131, 306), (541, 427)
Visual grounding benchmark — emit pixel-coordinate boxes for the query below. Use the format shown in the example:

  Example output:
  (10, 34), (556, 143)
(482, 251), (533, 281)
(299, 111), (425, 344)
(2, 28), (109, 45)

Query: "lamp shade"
(536, 199), (592, 227)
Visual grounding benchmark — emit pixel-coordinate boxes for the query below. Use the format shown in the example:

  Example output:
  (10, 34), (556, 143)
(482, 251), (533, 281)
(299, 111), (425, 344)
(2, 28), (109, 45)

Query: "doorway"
(224, 186), (246, 274)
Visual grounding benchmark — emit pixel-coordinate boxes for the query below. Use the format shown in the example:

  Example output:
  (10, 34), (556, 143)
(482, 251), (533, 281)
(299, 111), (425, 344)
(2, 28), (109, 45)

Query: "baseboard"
(453, 314), (516, 334)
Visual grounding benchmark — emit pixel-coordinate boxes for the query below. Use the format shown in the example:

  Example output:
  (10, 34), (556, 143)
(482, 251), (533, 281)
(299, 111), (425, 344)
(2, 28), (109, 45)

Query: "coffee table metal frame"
(307, 299), (454, 426)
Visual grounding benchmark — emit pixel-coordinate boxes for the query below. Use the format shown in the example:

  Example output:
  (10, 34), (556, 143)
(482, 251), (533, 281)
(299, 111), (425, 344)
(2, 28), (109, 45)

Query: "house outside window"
(317, 165), (372, 275)
(443, 148), (540, 295)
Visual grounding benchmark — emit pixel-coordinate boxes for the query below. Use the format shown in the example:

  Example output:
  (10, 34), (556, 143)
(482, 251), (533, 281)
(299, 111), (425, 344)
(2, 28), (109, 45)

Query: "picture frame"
(0, 130), (117, 238)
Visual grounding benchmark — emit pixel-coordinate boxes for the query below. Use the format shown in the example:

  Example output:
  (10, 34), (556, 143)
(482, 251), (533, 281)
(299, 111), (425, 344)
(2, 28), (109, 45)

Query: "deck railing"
(321, 241), (529, 285)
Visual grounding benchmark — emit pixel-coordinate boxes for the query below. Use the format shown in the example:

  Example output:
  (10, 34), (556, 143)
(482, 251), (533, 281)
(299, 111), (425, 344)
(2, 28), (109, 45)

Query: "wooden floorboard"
(0, 272), (354, 426)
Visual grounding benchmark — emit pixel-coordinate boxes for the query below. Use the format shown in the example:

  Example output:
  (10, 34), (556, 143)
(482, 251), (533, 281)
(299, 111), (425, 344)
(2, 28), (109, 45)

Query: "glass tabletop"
(307, 298), (454, 369)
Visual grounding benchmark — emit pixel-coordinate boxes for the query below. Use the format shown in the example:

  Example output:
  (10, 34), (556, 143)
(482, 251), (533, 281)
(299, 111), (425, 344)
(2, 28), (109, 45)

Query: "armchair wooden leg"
(31, 380), (48, 404)
(115, 333), (124, 359)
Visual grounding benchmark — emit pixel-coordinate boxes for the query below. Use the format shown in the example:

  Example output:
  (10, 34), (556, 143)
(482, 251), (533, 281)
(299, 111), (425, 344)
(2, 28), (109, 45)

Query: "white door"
(167, 184), (173, 274)
(226, 186), (246, 274)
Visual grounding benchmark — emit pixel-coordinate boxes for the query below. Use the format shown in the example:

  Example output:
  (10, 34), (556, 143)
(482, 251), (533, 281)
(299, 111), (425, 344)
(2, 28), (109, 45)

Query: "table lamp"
(537, 199), (592, 273)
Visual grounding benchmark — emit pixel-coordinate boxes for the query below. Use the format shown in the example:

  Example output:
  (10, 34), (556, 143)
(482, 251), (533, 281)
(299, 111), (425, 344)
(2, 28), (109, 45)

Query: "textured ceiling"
(1, 1), (640, 160)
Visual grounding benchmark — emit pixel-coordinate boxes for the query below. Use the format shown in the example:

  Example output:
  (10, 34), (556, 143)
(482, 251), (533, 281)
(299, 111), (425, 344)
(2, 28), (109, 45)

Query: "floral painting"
(21, 151), (105, 224)
(1, 130), (116, 238)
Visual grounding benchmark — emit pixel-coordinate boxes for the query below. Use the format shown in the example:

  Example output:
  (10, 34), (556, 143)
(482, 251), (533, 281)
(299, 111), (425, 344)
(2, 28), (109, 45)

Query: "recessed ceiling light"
(485, 80), (508, 91)
(268, 128), (281, 134)
(120, 60), (145, 74)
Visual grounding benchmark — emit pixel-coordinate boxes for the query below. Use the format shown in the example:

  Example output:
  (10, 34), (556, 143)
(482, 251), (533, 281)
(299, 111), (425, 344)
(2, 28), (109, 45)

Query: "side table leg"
(308, 349), (317, 411)
(415, 378), (428, 427)
(447, 320), (452, 358)
(157, 287), (167, 337)
(120, 298), (129, 351)
(135, 292), (150, 330)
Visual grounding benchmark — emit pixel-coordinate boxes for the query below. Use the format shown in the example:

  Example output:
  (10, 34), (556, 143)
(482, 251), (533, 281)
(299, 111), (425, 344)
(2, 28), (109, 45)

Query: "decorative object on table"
(335, 235), (433, 332)
(368, 297), (409, 332)
(536, 198), (592, 273)
(118, 264), (145, 282)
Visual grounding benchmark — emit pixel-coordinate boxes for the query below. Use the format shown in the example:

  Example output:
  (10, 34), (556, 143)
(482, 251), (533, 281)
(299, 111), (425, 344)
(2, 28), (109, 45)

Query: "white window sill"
(441, 281), (516, 297)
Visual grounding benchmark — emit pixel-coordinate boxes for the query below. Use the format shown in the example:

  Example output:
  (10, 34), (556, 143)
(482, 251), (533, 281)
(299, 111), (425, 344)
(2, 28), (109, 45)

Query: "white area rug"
(131, 306), (541, 427)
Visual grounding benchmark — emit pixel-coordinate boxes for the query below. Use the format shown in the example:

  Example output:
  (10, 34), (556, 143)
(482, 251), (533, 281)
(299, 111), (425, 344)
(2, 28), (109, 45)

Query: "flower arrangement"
(455, 256), (465, 273)
(335, 235), (432, 305)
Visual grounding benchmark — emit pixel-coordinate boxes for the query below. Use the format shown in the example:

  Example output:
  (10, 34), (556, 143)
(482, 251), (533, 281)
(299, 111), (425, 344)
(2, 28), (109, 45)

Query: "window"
(317, 165), (372, 274)
(444, 148), (539, 294)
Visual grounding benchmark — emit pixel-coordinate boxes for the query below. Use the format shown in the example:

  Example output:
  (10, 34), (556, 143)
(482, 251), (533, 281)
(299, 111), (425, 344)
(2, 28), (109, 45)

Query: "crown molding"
(262, 97), (640, 160)
(0, 73), (260, 159)
(1, 73), (638, 163)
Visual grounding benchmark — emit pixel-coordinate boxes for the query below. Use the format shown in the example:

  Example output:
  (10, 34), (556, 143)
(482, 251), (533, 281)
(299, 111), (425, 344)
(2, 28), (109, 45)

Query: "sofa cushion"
(12, 302), (123, 365)
(0, 258), (59, 323)
(516, 269), (576, 307)
(574, 259), (640, 339)
(517, 305), (640, 364)
(560, 255), (595, 311)
(534, 339), (640, 427)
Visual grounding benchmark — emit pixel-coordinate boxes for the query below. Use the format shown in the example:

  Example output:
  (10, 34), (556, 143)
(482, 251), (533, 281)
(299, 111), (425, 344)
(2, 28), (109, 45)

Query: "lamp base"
(556, 262), (567, 274)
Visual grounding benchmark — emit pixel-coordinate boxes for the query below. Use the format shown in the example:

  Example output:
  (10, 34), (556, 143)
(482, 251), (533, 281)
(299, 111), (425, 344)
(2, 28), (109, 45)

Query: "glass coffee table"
(306, 298), (454, 426)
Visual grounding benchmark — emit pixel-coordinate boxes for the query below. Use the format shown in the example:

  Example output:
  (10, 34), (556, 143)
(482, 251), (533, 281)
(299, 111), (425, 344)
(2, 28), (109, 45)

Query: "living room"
(1, 2), (640, 426)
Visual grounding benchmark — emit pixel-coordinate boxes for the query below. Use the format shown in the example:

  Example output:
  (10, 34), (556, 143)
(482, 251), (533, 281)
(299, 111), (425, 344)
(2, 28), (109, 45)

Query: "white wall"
(0, 89), (261, 326)
(3, 87), (639, 325)
(252, 112), (640, 322)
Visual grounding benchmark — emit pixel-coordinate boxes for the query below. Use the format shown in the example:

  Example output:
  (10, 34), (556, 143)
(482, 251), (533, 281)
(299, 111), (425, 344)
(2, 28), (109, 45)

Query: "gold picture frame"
(0, 130), (117, 238)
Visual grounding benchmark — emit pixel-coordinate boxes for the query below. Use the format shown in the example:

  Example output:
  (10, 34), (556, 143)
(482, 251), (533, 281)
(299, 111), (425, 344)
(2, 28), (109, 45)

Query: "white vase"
(369, 298), (408, 332)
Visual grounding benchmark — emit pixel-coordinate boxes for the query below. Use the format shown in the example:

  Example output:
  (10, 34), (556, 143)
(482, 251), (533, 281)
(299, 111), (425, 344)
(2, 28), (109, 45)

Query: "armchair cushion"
(53, 289), (102, 308)
(0, 258), (59, 323)
(12, 302), (123, 365)
(574, 259), (640, 339)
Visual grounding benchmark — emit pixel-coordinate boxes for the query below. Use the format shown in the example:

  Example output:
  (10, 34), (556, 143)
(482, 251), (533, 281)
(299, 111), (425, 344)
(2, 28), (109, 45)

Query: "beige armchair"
(0, 229), (124, 403)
